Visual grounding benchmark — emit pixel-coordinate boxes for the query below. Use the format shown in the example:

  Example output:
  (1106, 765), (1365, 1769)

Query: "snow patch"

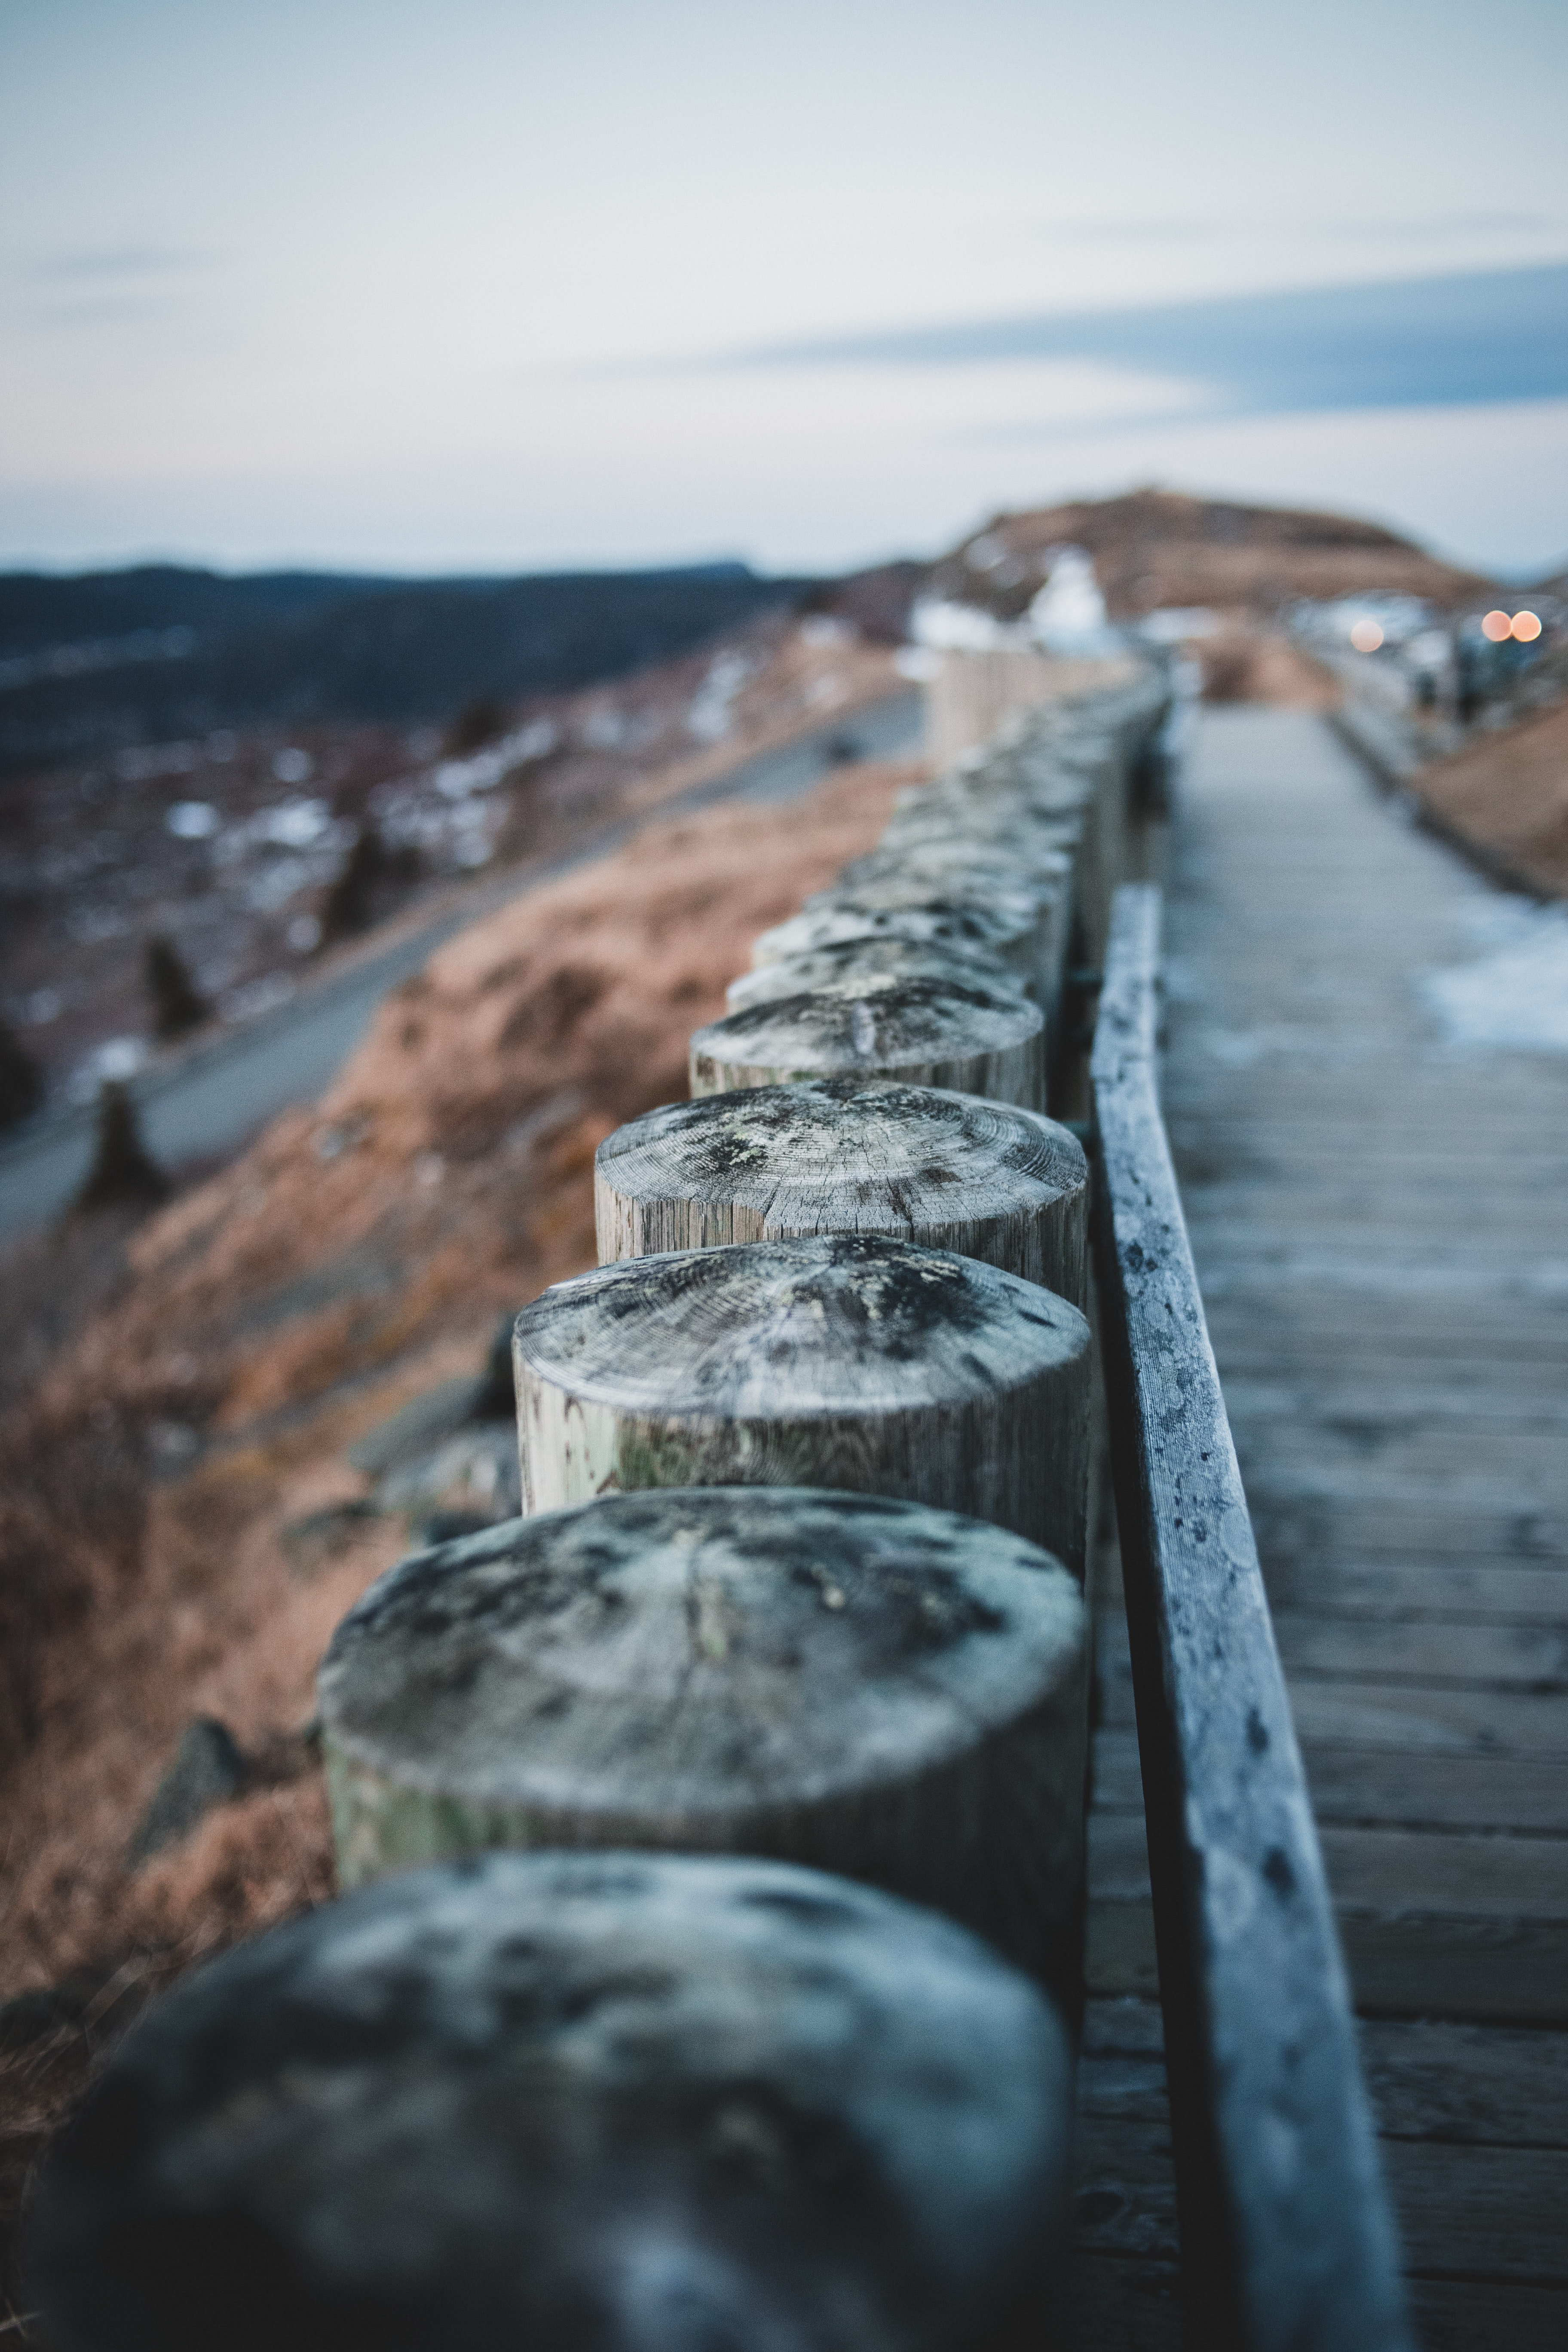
(1421, 898), (1568, 1054)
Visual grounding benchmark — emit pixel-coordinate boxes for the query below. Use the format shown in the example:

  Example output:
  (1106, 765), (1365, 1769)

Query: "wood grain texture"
(872, 815), (1081, 882)
(823, 847), (1076, 1032)
(689, 975), (1046, 1110)
(893, 750), (1099, 826)
(1165, 707), (1568, 2340)
(319, 1485), (1087, 1998)
(751, 897), (1044, 998)
(28, 1851), (1076, 2352)
(594, 1079), (1090, 1306)
(724, 933), (1026, 1013)
(797, 876), (1066, 1001)
(514, 1231), (1094, 1575)
(1092, 883), (1413, 2352)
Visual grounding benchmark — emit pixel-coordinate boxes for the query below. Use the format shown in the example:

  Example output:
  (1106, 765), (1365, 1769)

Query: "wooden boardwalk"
(1076, 706), (1568, 2348)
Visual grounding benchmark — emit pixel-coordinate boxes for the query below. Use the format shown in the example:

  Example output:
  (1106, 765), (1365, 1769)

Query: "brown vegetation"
(931, 487), (1494, 624)
(1197, 631), (1339, 707)
(0, 753), (913, 2284)
(1413, 699), (1568, 899)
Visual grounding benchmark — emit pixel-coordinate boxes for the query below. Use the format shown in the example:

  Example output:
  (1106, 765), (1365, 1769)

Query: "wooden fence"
(27, 661), (1412, 2351)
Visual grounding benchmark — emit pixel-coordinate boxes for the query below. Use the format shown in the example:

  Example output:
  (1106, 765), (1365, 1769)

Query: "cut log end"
(319, 1485), (1086, 1994)
(515, 1231), (1093, 1571)
(29, 1851), (1075, 2352)
(594, 1079), (1088, 1301)
(726, 934), (1026, 1013)
(689, 977), (1045, 1110)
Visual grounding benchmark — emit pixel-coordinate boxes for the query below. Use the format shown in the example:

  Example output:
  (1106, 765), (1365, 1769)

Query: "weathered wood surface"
(1155, 707), (1568, 2342)
(834, 840), (1074, 898)
(725, 932), (1025, 1013)
(30, 1850), (1076, 2352)
(1070, 1516), (1183, 2343)
(594, 1080), (1089, 1304)
(795, 872), (1072, 1010)
(689, 975), (1046, 1110)
(1091, 882), (1413, 2352)
(752, 897), (1045, 997)
(923, 645), (1149, 768)
(874, 808), (1081, 865)
(318, 1486), (1087, 1998)
(514, 1231), (1093, 1574)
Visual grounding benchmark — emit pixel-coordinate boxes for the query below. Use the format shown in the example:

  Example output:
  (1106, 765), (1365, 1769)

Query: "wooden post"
(725, 933), (1024, 1014)
(514, 1231), (1093, 1576)
(908, 748), (1100, 823)
(818, 852), (1074, 1044)
(689, 976), (1046, 1110)
(318, 1485), (1087, 2001)
(834, 840), (1074, 897)
(29, 1848), (1076, 2352)
(884, 783), (1087, 839)
(798, 874), (1066, 1005)
(595, 1078), (1089, 1306)
(752, 897), (1046, 998)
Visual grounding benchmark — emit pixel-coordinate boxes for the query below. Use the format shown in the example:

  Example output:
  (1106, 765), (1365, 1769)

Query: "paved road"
(1160, 708), (1568, 2348)
(0, 693), (920, 1235)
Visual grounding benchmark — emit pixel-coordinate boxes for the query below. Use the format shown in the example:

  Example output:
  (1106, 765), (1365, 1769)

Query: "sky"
(2, 0), (1566, 580)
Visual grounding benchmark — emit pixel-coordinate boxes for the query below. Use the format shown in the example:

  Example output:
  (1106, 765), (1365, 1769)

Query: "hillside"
(0, 613), (907, 1117)
(0, 749), (918, 2282)
(927, 487), (1495, 624)
(1414, 698), (1568, 898)
(0, 562), (816, 780)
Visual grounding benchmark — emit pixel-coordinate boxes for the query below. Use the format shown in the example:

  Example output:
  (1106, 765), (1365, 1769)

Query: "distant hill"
(927, 488), (1496, 622)
(0, 562), (813, 778)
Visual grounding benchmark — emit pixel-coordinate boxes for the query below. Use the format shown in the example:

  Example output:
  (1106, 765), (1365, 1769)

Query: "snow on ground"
(1421, 895), (1568, 1053)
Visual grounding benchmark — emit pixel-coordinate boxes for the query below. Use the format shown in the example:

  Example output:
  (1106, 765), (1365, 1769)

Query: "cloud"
(1045, 219), (1215, 243)
(717, 262), (1568, 422)
(29, 245), (227, 284)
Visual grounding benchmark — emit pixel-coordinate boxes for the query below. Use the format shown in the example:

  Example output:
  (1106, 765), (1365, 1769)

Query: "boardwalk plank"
(1166, 707), (1568, 2342)
(1094, 1729), (1568, 1833)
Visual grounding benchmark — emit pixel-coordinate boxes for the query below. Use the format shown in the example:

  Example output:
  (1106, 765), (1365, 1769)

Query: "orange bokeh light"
(1349, 618), (1384, 652)
(1510, 610), (1543, 643)
(1481, 609), (1512, 642)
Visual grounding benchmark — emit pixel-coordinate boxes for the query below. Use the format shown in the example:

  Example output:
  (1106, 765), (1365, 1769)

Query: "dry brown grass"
(1413, 699), (1568, 900)
(0, 753), (914, 2295)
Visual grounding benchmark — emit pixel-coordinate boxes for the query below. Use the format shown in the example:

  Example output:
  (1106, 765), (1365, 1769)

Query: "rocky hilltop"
(925, 487), (1495, 624)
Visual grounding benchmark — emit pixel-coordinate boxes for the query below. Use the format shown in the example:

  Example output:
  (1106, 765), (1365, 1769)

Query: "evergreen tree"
(144, 934), (209, 1041)
(72, 1081), (171, 1214)
(0, 1017), (45, 1132)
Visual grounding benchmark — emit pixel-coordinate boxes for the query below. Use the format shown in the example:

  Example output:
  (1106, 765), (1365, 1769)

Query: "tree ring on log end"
(689, 975), (1046, 1110)
(318, 1484), (1087, 1994)
(726, 933), (1025, 1013)
(27, 1850), (1074, 2352)
(594, 1078), (1089, 1304)
(514, 1231), (1093, 1571)
(752, 897), (1043, 993)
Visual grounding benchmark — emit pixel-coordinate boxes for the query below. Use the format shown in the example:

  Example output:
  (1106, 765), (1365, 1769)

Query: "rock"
(278, 1498), (383, 1579)
(472, 1311), (521, 1419)
(345, 1375), (488, 1478)
(126, 1719), (246, 1868)
(373, 1424), (522, 1528)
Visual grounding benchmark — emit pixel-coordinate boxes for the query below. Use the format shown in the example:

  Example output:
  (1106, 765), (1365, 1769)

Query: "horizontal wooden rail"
(1090, 883), (1414, 2352)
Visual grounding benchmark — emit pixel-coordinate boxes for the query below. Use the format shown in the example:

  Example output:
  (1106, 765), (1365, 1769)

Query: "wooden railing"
(1093, 883), (1413, 2352)
(26, 664), (1412, 2350)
